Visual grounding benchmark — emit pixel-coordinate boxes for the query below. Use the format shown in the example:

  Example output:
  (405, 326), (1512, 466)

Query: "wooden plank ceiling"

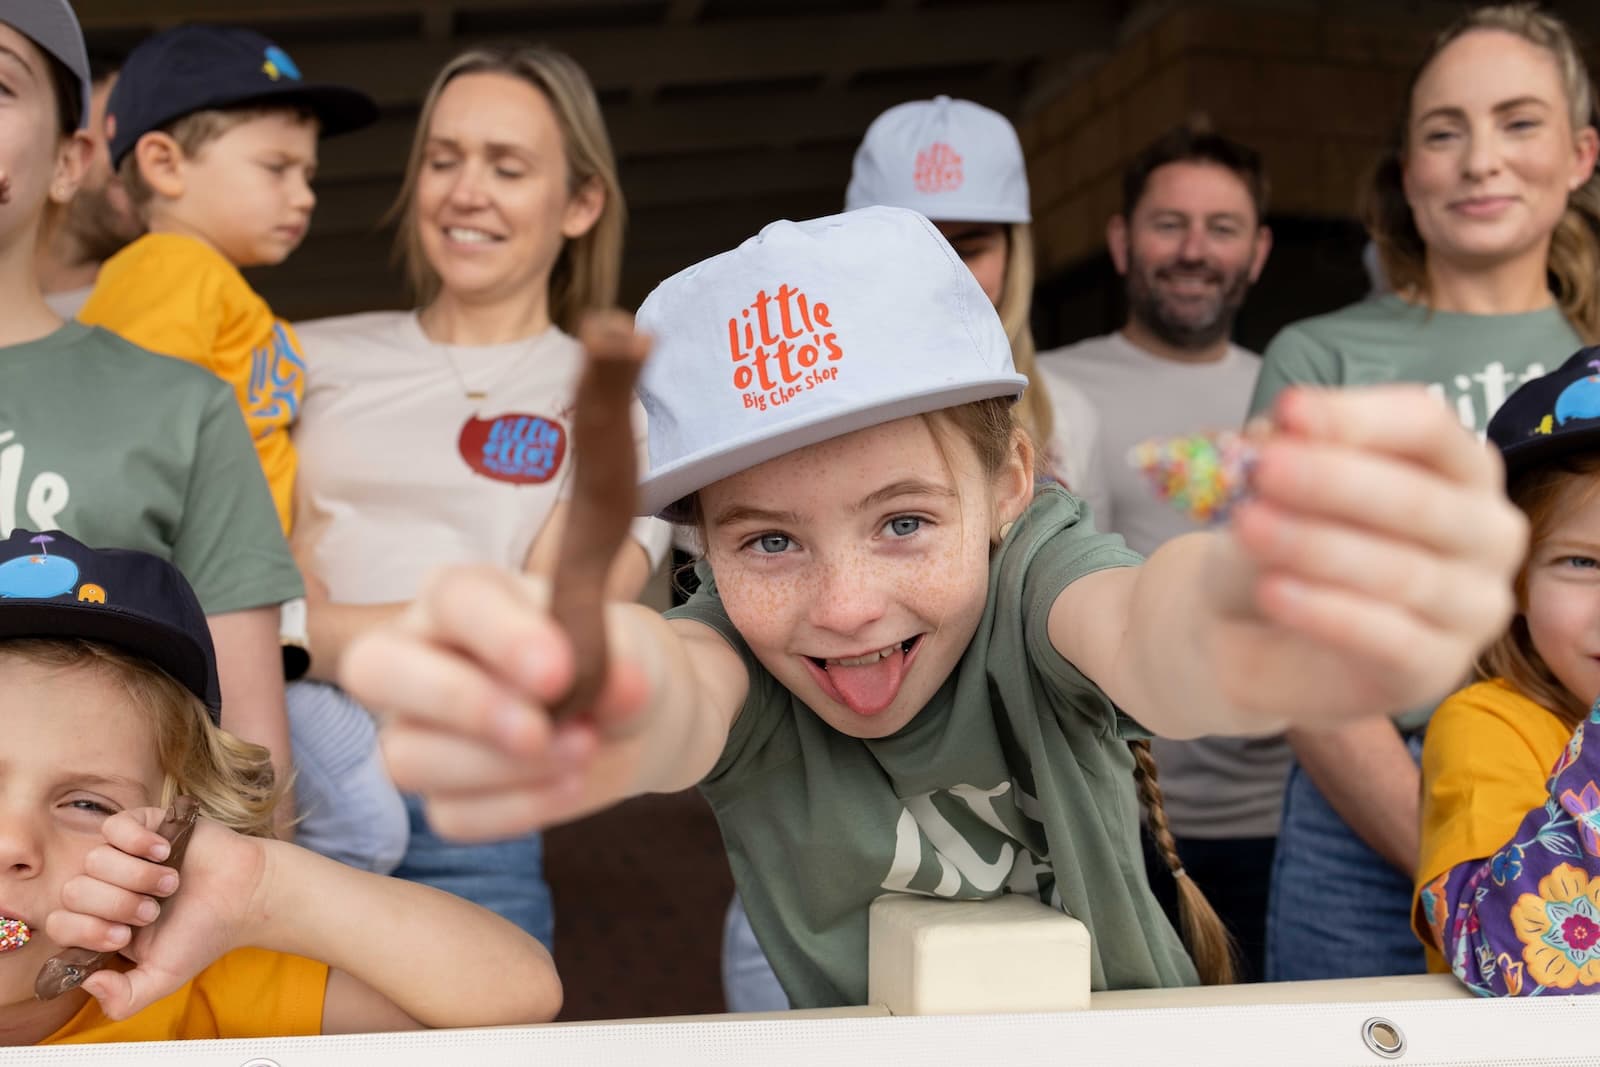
(72, 0), (1123, 318)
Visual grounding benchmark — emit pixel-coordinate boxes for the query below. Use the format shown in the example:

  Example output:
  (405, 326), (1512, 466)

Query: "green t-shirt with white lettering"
(669, 486), (1198, 1008)
(1251, 296), (1581, 731)
(0, 322), (302, 613)
(1251, 294), (1580, 430)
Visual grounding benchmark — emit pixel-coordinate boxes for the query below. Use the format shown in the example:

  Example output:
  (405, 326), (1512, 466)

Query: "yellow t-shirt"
(40, 947), (327, 1044)
(79, 233), (306, 533)
(1414, 678), (1576, 971)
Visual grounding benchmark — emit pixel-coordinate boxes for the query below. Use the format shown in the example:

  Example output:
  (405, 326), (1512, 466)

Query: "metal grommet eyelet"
(1362, 1016), (1406, 1059)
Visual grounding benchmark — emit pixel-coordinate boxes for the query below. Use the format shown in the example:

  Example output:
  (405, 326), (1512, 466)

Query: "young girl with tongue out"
(344, 205), (1528, 1005)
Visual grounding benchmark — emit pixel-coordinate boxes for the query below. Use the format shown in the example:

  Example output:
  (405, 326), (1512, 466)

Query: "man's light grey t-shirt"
(1039, 331), (1286, 840)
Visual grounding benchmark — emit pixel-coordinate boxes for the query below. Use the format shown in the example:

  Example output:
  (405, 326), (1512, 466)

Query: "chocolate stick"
(549, 311), (650, 718)
(35, 797), (201, 1001)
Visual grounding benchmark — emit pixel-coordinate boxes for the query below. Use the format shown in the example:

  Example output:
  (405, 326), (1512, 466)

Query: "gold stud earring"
(998, 521), (1015, 541)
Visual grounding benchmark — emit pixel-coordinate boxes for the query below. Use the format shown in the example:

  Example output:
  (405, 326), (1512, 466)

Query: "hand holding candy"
(40, 802), (269, 1020)
(34, 798), (200, 1000)
(1208, 386), (1524, 720)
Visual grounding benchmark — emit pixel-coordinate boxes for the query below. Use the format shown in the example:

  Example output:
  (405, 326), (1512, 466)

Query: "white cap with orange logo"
(844, 95), (1031, 224)
(634, 206), (1027, 518)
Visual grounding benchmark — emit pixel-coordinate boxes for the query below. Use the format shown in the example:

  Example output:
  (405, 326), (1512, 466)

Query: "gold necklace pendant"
(440, 336), (525, 405)
(442, 347), (490, 403)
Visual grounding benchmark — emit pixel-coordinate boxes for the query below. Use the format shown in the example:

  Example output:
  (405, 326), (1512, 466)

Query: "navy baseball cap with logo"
(108, 23), (378, 168)
(1488, 346), (1600, 484)
(0, 528), (221, 722)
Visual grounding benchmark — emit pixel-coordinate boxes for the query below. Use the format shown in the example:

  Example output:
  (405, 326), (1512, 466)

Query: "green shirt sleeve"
(171, 385), (304, 615)
(1248, 322), (1342, 418)
(1009, 489), (1148, 740)
(667, 563), (799, 788)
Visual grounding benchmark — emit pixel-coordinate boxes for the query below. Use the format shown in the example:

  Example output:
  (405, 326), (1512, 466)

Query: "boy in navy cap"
(73, 25), (401, 872)
(79, 25), (376, 537)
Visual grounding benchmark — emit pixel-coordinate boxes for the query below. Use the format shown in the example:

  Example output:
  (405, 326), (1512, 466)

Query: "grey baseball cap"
(0, 0), (92, 128)
(634, 206), (1027, 518)
(846, 96), (1032, 225)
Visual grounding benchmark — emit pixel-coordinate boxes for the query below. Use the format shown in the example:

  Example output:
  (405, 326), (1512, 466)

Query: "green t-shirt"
(0, 322), (302, 613)
(1251, 296), (1581, 731)
(1250, 294), (1581, 431)
(669, 486), (1198, 1008)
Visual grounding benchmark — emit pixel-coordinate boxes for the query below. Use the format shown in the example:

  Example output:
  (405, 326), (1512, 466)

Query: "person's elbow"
(489, 957), (563, 1026)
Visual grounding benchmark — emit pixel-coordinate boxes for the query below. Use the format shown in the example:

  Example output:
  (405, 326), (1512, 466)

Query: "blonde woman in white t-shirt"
(287, 45), (669, 945)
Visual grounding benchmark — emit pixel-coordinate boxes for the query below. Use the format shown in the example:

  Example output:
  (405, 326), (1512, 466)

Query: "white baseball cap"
(2, 0), (91, 128)
(845, 96), (1031, 224)
(635, 206), (1027, 518)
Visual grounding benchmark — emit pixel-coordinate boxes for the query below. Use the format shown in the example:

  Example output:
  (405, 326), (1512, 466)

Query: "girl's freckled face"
(700, 415), (998, 738)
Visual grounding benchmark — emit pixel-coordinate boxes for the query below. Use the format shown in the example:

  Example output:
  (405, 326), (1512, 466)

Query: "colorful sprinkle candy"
(1129, 430), (1255, 525)
(0, 917), (31, 953)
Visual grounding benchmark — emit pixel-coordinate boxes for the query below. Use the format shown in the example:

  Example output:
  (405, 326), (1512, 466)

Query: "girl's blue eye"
(754, 534), (791, 554)
(1564, 556), (1600, 569)
(886, 516), (922, 537)
(67, 799), (115, 815)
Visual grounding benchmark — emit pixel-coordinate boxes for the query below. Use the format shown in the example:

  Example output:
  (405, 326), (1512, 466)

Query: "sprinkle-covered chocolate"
(0, 917), (31, 953)
(1129, 430), (1255, 525)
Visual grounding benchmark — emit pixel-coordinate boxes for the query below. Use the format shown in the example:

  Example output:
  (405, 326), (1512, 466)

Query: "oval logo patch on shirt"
(457, 413), (567, 485)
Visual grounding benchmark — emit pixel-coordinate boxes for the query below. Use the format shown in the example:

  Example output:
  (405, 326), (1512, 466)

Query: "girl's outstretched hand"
(341, 567), (652, 842)
(1216, 384), (1527, 720)
(43, 810), (266, 1020)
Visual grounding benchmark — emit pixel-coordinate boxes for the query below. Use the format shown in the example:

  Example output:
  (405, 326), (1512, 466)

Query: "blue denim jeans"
(722, 894), (789, 1012)
(391, 794), (555, 951)
(1264, 735), (1427, 981)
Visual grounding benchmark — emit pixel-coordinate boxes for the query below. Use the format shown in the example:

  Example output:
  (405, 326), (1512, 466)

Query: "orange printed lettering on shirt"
(726, 285), (844, 413)
(914, 141), (963, 194)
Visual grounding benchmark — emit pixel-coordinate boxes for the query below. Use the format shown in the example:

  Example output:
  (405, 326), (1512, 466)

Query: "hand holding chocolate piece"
(34, 797), (201, 1001)
(549, 311), (651, 719)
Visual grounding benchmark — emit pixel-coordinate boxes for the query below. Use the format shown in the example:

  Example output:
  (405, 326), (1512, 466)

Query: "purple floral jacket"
(1419, 705), (1600, 995)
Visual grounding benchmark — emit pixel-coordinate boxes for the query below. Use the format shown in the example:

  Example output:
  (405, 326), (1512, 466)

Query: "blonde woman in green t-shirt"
(341, 206), (1523, 1007)
(1253, 3), (1600, 983)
